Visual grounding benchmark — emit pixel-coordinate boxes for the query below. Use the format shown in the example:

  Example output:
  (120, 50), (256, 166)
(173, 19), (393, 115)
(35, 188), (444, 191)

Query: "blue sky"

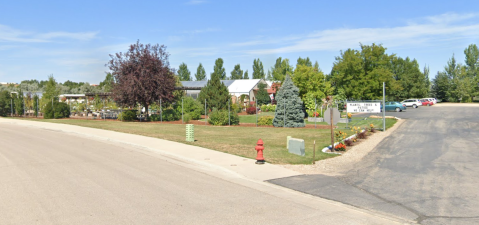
(1, 0), (478, 84)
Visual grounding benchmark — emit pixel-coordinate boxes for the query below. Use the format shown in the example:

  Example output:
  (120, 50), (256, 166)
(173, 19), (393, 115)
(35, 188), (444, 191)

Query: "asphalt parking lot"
(269, 104), (479, 225)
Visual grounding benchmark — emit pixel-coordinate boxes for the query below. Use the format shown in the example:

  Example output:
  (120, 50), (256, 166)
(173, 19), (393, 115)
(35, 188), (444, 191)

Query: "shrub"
(150, 114), (161, 121)
(258, 116), (274, 126)
(183, 113), (192, 123)
(231, 103), (242, 113)
(182, 97), (203, 120)
(43, 102), (70, 119)
(357, 130), (367, 139)
(246, 107), (256, 114)
(162, 108), (180, 121)
(335, 130), (347, 142)
(261, 105), (268, 112)
(334, 143), (346, 151)
(117, 110), (137, 121)
(208, 109), (239, 126)
(344, 139), (353, 146)
(268, 104), (276, 112)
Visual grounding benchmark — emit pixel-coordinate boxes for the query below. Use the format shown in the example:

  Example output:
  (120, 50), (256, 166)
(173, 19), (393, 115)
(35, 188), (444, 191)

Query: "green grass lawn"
(21, 116), (396, 164)
(238, 112), (275, 123)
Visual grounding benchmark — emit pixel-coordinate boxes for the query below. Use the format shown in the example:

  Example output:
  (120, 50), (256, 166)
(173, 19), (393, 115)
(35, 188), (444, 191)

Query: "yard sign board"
(347, 102), (380, 113)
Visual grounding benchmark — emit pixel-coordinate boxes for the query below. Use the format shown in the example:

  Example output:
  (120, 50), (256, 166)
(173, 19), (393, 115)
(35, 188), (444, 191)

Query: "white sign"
(347, 102), (380, 113)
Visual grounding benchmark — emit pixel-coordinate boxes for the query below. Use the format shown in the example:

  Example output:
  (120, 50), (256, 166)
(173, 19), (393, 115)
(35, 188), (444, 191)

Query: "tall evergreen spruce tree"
(273, 75), (305, 127)
(198, 74), (230, 111)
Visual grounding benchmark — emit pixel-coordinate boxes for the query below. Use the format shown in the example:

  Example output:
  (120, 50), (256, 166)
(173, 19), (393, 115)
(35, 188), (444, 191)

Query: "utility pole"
(383, 82), (386, 131)
(329, 96), (334, 152)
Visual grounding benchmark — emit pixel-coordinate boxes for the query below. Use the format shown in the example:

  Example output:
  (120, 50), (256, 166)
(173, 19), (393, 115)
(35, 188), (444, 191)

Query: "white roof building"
(181, 79), (269, 103)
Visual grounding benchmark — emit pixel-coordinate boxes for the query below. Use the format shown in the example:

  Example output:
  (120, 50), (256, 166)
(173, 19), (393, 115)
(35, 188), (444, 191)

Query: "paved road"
(269, 104), (479, 225)
(0, 122), (407, 225)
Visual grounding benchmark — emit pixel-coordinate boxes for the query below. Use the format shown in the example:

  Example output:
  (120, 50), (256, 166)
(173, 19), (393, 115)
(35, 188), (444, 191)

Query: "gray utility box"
(288, 138), (305, 156)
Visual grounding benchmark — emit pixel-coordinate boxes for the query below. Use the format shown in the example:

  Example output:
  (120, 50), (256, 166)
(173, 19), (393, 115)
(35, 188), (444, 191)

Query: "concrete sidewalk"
(0, 118), (414, 224)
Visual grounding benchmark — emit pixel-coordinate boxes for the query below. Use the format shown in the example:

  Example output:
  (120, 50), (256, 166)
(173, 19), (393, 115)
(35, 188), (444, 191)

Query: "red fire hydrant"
(255, 139), (265, 164)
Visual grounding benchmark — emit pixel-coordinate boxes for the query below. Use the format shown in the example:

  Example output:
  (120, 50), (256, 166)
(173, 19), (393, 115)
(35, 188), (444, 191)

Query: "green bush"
(261, 104), (276, 112)
(258, 116), (274, 126)
(208, 109), (239, 126)
(43, 102), (70, 119)
(184, 97), (203, 120)
(117, 110), (137, 121)
(0, 90), (12, 117)
(162, 108), (180, 121)
(183, 113), (192, 123)
(231, 102), (242, 113)
(261, 105), (268, 112)
(268, 104), (276, 112)
(150, 114), (161, 121)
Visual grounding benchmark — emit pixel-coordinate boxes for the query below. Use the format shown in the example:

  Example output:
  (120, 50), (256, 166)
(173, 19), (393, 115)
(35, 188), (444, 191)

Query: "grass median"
(20, 117), (397, 164)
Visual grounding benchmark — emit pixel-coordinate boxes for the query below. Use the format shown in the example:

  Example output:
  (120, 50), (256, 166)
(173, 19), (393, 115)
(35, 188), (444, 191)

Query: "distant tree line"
(431, 44), (479, 102)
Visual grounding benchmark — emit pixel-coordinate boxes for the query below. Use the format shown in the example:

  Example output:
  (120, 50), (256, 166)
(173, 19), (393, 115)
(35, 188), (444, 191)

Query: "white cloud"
(35, 31), (98, 41)
(0, 24), (98, 43)
(0, 24), (46, 43)
(51, 58), (105, 66)
(243, 13), (479, 55)
(425, 12), (479, 24)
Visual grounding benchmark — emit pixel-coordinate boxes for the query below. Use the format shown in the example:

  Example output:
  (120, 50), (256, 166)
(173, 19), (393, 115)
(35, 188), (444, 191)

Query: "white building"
(181, 79), (269, 103)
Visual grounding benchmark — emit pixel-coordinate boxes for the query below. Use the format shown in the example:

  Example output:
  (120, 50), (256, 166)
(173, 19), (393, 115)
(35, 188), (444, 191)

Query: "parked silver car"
(401, 99), (421, 108)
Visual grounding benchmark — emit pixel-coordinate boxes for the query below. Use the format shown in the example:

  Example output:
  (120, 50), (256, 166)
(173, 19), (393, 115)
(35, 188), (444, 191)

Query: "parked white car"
(401, 99), (421, 108)
(425, 97), (437, 104)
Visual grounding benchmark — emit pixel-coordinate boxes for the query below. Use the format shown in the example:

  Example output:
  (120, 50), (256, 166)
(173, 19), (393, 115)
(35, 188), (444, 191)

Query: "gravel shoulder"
(281, 118), (405, 175)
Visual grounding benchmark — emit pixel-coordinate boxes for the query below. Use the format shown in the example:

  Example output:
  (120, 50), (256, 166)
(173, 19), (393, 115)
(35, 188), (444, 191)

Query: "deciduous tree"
(244, 70), (249, 79)
(107, 40), (176, 121)
(178, 62), (191, 81)
(292, 64), (332, 101)
(99, 73), (114, 92)
(0, 90), (12, 117)
(330, 43), (400, 100)
(211, 58), (226, 80)
(195, 63), (206, 81)
(296, 57), (312, 67)
(270, 57), (293, 83)
(252, 58), (265, 79)
(230, 64), (244, 79)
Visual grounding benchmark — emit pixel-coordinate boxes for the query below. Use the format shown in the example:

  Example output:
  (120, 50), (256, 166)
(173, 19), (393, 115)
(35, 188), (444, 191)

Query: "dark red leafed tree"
(107, 40), (176, 121)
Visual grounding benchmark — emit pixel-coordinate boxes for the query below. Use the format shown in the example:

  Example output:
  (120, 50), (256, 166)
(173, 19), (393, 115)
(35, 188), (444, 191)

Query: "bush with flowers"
(335, 130), (347, 142)
(369, 123), (376, 133)
(347, 113), (352, 119)
(334, 143), (346, 151)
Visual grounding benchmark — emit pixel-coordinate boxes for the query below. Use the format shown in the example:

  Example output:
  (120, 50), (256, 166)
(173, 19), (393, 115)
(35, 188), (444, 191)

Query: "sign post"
(325, 98), (340, 152)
